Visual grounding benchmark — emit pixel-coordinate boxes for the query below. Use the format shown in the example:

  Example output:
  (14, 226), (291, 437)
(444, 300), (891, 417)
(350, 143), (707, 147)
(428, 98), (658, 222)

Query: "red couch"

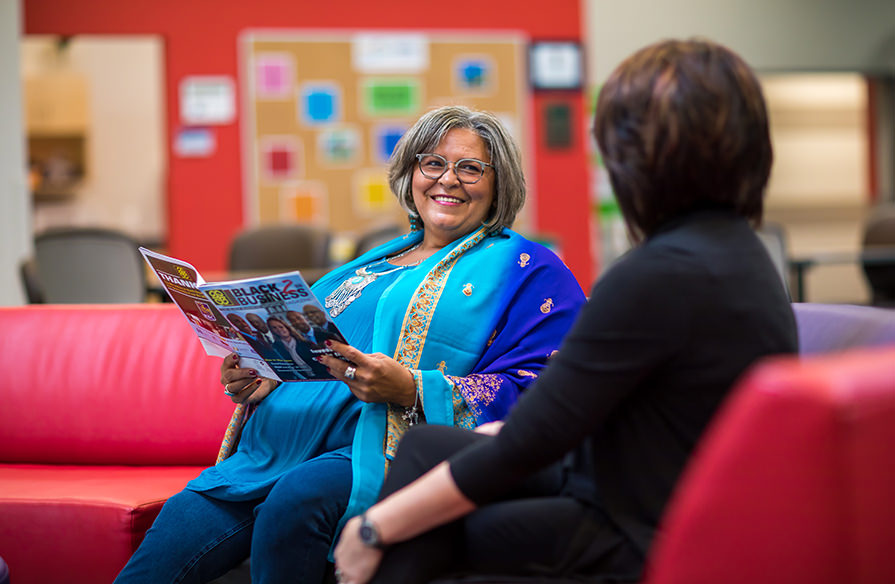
(0, 305), (235, 584)
(2, 303), (894, 584)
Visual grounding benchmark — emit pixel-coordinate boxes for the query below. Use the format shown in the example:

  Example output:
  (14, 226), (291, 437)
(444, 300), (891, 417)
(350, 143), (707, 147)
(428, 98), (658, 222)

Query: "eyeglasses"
(415, 153), (493, 184)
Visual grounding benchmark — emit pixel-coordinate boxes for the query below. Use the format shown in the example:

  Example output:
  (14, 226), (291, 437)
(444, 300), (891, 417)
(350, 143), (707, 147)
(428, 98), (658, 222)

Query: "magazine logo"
(206, 288), (236, 306)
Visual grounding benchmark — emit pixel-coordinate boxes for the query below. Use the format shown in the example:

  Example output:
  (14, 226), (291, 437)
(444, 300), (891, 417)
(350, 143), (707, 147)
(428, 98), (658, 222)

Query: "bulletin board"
(240, 31), (529, 238)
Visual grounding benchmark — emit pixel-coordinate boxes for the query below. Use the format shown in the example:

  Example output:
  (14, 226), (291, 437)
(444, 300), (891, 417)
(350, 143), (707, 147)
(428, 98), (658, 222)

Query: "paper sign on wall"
(180, 76), (235, 125)
(352, 34), (429, 73)
(529, 42), (583, 90)
(174, 127), (216, 157)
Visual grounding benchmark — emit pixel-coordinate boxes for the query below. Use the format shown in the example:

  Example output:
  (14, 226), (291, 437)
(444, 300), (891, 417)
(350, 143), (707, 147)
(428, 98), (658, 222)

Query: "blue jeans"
(114, 453), (352, 584)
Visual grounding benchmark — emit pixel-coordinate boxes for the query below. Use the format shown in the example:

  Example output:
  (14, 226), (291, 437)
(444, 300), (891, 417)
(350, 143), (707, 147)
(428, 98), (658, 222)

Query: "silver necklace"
(325, 243), (423, 317)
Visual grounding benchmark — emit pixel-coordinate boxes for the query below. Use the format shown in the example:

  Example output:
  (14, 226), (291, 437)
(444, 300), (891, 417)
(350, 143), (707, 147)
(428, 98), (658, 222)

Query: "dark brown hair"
(593, 38), (772, 242)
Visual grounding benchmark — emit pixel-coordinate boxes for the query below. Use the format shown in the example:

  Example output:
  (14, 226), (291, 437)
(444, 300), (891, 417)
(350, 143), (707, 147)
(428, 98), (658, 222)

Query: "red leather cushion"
(0, 464), (206, 584)
(644, 348), (895, 584)
(0, 305), (235, 465)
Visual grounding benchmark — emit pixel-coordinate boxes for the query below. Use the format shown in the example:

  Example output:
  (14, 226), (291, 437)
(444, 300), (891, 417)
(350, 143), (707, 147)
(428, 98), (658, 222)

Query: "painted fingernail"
(325, 340), (333, 347)
(249, 370), (257, 376)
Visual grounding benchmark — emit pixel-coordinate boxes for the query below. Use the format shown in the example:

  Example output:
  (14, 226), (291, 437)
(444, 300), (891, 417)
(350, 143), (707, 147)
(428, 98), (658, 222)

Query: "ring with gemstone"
(224, 384), (237, 397)
(344, 365), (357, 380)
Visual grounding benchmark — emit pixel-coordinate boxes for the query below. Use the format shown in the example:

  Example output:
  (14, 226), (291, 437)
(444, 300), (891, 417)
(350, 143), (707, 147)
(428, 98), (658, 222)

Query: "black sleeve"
(449, 250), (695, 504)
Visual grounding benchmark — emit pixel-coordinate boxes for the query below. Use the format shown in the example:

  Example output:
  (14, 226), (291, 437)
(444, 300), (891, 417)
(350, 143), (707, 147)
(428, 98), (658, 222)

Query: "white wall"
(584, 0), (895, 304)
(585, 0), (895, 83)
(0, 0), (29, 305)
(23, 36), (166, 244)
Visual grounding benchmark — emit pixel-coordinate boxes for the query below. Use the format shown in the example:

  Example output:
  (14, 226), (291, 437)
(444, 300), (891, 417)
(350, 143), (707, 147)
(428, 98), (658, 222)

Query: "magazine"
(140, 247), (348, 382)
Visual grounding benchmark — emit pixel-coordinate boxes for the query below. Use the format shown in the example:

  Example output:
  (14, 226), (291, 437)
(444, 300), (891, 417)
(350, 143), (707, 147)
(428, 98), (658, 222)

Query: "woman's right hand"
(220, 353), (279, 405)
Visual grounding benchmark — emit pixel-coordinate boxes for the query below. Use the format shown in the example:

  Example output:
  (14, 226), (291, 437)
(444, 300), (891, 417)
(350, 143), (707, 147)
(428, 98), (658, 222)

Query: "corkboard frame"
(240, 29), (532, 240)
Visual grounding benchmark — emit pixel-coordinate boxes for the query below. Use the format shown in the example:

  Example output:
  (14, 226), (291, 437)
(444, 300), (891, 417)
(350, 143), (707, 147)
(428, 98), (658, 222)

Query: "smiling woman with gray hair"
(113, 105), (584, 584)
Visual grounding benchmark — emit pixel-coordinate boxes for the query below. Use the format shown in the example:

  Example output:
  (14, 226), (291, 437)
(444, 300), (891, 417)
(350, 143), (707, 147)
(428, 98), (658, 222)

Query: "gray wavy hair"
(388, 105), (526, 234)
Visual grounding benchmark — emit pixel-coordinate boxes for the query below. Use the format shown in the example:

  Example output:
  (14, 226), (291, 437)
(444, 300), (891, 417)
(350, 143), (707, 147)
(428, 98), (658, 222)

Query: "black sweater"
(450, 209), (798, 557)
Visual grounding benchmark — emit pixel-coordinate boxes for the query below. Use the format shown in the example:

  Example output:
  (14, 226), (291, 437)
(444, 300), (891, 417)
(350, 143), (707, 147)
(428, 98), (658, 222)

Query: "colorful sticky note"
(260, 137), (301, 182)
(355, 171), (393, 214)
(457, 59), (490, 91)
(301, 83), (341, 125)
(362, 79), (420, 116)
(281, 181), (325, 222)
(318, 128), (361, 166)
(255, 54), (293, 98)
(373, 125), (406, 163)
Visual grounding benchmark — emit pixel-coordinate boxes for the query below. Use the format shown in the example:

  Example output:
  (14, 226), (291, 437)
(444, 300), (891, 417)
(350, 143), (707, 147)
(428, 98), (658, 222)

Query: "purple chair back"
(793, 302), (895, 355)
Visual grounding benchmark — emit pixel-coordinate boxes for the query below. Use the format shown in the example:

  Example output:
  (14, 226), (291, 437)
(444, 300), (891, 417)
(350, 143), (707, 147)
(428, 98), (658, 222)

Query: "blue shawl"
(310, 225), (586, 532)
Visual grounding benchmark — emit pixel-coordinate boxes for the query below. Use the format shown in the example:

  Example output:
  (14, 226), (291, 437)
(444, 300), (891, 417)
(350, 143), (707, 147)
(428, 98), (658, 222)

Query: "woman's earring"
(409, 213), (421, 231)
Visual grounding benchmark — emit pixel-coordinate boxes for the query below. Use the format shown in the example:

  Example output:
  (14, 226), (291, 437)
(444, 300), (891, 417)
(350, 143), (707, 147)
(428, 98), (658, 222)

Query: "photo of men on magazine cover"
(139, 247), (348, 383)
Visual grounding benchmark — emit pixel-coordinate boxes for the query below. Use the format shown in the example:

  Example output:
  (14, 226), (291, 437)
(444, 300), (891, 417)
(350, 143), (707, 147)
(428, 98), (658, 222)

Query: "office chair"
(861, 203), (895, 307)
(228, 224), (332, 273)
(33, 226), (147, 303)
(19, 257), (45, 303)
(351, 223), (406, 260)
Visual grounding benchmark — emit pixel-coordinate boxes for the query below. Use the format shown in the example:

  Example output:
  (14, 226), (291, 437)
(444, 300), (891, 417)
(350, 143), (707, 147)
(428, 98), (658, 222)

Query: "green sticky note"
(363, 79), (420, 116)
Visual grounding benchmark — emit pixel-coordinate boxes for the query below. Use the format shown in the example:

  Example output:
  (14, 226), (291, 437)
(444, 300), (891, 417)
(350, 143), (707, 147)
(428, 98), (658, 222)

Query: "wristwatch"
(358, 514), (386, 549)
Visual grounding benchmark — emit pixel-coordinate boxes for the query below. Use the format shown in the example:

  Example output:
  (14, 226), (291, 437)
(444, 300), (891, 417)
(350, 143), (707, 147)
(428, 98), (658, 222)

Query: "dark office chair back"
(861, 204), (895, 307)
(352, 223), (406, 260)
(19, 257), (45, 303)
(33, 226), (147, 303)
(228, 224), (332, 272)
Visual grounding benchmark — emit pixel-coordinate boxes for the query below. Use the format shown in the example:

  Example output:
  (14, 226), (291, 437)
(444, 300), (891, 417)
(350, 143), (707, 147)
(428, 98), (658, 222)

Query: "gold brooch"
(518, 253), (531, 267)
(540, 298), (554, 313)
(436, 360), (447, 373)
(463, 283), (473, 296)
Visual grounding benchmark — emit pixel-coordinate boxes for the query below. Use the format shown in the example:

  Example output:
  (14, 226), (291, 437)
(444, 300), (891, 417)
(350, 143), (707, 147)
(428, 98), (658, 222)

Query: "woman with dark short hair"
(334, 39), (797, 584)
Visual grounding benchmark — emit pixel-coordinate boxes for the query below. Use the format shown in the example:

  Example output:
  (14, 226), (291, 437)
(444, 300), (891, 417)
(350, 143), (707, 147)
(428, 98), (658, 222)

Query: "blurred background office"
(2, 0), (894, 306)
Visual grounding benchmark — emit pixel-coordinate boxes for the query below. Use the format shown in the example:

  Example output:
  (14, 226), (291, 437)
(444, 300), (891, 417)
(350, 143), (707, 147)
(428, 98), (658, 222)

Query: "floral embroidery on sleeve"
(447, 373), (504, 426)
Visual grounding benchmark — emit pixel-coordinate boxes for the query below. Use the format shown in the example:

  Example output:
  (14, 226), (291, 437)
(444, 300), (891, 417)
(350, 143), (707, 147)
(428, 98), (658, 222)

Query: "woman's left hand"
(334, 516), (383, 584)
(318, 341), (417, 406)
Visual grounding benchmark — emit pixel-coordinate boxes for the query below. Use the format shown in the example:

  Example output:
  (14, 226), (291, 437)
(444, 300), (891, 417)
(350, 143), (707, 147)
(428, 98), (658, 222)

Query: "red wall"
(24, 0), (595, 288)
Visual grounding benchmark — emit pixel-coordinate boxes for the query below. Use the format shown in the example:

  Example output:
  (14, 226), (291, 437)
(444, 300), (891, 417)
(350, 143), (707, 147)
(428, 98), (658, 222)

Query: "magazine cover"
(140, 247), (346, 382)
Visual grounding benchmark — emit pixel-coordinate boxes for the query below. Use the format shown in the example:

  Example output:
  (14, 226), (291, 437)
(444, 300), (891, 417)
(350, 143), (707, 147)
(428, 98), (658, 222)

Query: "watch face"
(360, 520), (380, 547)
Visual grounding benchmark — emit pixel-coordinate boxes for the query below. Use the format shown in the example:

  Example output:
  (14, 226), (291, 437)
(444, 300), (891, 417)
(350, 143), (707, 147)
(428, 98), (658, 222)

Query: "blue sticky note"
(458, 60), (488, 90)
(376, 126), (405, 162)
(301, 85), (340, 124)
